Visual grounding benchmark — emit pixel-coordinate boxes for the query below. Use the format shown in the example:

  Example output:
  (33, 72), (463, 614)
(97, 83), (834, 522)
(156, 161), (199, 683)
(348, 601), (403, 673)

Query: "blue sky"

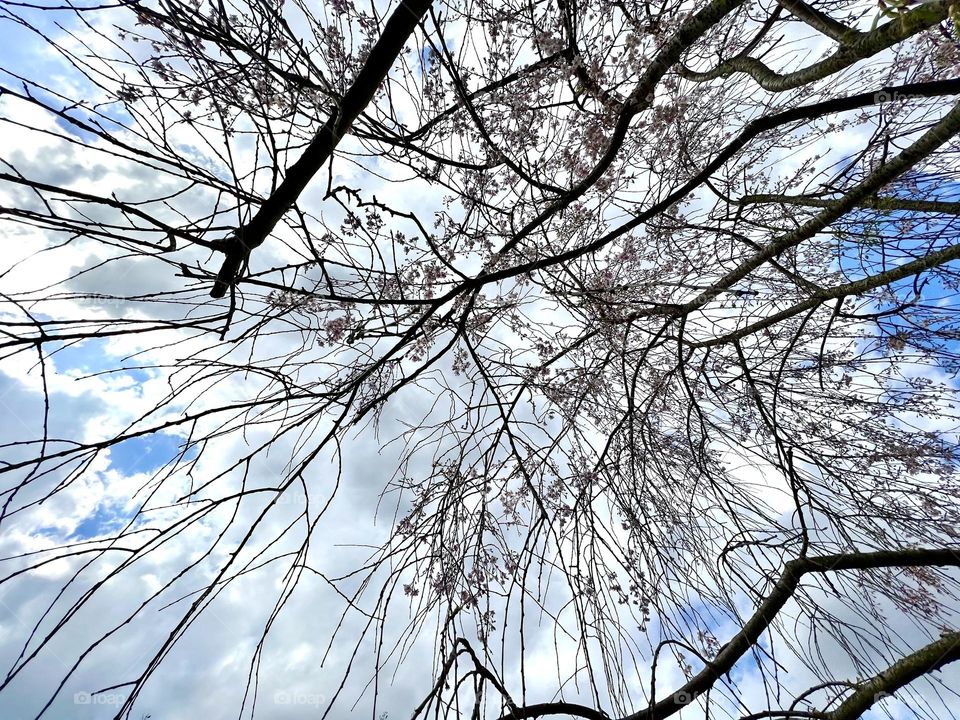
(1, 5), (138, 144)
(50, 340), (151, 385)
(836, 180), (960, 366)
(42, 339), (198, 538)
(0, 7), (957, 720)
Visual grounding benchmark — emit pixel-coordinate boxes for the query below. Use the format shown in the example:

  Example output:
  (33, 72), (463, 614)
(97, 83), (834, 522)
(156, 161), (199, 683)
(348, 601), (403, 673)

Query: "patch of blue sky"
(418, 38), (454, 75)
(28, 432), (196, 541)
(48, 337), (198, 469)
(34, 496), (142, 540)
(834, 178), (960, 359)
(0, 6), (137, 136)
(68, 500), (133, 540)
(109, 433), (198, 475)
(0, 3), (75, 54)
(420, 46), (435, 72)
(653, 592), (763, 676)
(49, 338), (151, 385)
(30, 432), (197, 540)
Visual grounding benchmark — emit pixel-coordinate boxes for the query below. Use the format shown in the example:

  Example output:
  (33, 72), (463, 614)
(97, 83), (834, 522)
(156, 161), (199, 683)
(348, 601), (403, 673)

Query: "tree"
(1, 0), (960, 717)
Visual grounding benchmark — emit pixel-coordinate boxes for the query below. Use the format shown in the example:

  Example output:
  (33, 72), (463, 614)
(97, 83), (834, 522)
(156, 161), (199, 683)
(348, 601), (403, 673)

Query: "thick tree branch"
(629, 548), (960, 720)
(775, 0), (861, 43)
(210, 0), (433, 298)
(490, 549), (960, 720)
(827, 630), (960, 720)
(738, 193), (960, 214)
(692, 222), (960, 348)
(470, 79), (960, 294)
(494, 0), (750, 256)
(680, 1), (950, 90)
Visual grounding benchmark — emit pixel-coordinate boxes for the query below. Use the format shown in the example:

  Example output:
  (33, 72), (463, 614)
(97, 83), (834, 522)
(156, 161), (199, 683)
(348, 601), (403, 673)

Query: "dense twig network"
(1, 0), (960, 718)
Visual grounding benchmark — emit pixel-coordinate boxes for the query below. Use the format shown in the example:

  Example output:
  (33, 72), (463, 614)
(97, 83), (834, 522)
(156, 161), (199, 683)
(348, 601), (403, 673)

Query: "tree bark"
(211, 0), (433, 298)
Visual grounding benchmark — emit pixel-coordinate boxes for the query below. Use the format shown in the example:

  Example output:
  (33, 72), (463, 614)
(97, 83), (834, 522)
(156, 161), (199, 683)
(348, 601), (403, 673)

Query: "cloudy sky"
(1, 1), (959, 719)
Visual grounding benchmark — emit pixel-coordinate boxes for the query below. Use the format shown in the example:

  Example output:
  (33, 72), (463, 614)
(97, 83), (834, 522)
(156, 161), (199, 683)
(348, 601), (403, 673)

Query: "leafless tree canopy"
(1, 0), (960, 717)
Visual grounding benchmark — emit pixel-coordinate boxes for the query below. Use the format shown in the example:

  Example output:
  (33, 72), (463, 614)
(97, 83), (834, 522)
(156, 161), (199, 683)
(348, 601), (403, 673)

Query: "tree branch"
(738, 192), (960, 214)
(827, 630), (960, 720)
(775, 0), (861, 43)
(210, 0), (433, 298)
(680, 1), (950, 90)
(620, 548), (960, 720)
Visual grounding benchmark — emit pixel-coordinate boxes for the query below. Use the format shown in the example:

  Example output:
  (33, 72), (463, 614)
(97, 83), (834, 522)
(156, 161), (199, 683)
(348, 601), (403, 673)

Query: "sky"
(0, 2), (958, 720)
(0, 12), (460, 712)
